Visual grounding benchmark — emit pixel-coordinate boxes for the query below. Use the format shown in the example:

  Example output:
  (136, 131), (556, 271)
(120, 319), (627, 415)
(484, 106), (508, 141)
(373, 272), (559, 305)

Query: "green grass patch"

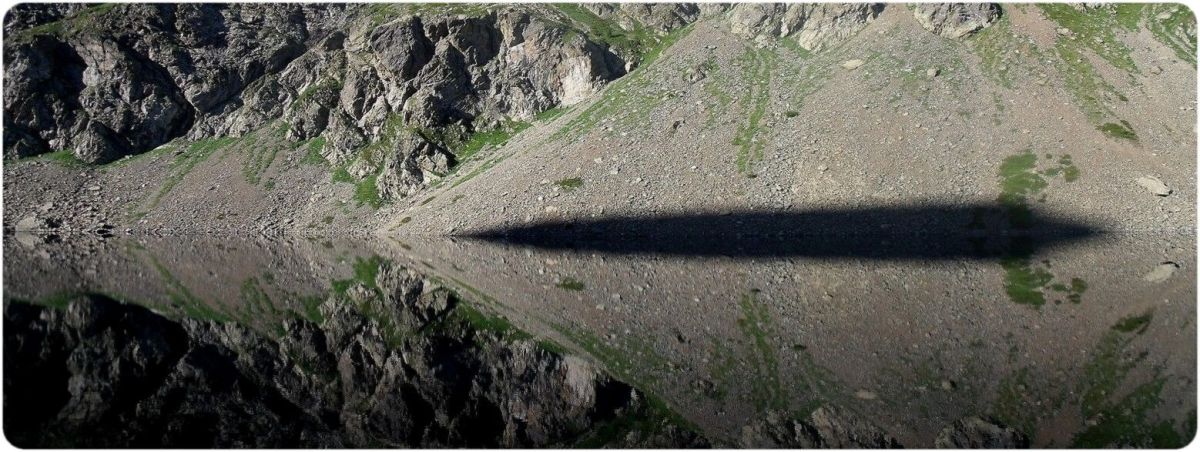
(40, 149), (85, 167)
(300, 137), (328, 165)
(144, 136), (235, 211)
(1000, 256), (1054, 307)
(1098, 121), (1137, 141)
(737, 290), (785, 410)
(1072, 318), (1187, 448)
(1038, 4), (1139, 74)
(554, 177), (583, 190)
(547, 24), (694, 144)
(9, 3), (119, 43)
(453, 120), (531, 167)
(353, 174), (383, 209)
(554, 4), (654, 63)
(331, 166), (354, 182)
(1112, 310), (1153, 334)
(998, 152), (1048, 228)
(1144, 4), (1197, 65)
(555, 277), (585, 291)
(732, 47), (775, 176)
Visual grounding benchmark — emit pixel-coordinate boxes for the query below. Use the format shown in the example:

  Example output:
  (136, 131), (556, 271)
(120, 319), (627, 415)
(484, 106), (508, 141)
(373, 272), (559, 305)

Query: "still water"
(3, 230), (1194, 447)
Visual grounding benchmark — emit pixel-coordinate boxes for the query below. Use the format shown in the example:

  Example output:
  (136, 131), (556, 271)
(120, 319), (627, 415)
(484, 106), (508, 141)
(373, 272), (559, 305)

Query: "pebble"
(841, 59), (865, 70)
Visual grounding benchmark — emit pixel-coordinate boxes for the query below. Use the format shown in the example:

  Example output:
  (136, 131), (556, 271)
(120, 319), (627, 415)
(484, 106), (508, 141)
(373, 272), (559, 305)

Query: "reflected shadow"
(463, 203), (1100, 259)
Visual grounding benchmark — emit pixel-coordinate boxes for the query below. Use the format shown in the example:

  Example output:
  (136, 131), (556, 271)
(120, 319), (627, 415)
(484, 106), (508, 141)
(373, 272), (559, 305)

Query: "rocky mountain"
(1, 3), (1196, 447)
(3, 241), (708, 447)
(2, 3), (1195, 239)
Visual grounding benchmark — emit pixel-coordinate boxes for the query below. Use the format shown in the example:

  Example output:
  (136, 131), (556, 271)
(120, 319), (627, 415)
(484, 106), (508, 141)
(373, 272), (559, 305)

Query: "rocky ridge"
(4, 269), (707, 447)
(2, 2), (1038, 236)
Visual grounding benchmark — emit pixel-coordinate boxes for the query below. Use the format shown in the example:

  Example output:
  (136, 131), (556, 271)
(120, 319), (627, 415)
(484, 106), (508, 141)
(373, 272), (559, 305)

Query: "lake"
(3, 230), (1194, 447)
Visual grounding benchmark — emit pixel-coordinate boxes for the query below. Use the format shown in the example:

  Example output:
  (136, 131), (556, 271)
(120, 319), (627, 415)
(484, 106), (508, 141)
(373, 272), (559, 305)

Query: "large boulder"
(913, 3), (1002, 39)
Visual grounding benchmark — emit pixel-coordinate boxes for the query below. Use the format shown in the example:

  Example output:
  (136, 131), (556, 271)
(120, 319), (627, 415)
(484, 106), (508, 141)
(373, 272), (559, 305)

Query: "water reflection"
(3, 231), (1194, 447)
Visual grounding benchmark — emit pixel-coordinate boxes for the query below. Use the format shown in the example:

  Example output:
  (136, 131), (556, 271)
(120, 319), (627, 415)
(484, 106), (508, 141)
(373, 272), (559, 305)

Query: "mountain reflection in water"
(3, 231), (1194, 448)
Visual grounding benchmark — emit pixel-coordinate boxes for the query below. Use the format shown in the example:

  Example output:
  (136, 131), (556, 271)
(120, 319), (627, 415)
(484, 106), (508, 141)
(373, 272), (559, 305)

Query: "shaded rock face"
(3, 265), (707, 447)
(912, 3), (1001, 39)
(739, 407), (903, 448)
(3, 4), (676, 196)
(726, 3), (884, 50)
(934, 416), (1030, 448)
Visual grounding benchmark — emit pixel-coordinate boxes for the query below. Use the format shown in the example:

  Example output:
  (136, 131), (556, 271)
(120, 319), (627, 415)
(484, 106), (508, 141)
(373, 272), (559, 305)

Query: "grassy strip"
(732, 47), (774, 176)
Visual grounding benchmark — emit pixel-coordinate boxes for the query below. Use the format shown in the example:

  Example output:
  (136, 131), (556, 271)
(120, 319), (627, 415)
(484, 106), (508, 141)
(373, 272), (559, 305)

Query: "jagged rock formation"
(3, 264), (707, 447)
(739, 407), (903, 448)
(934, 416), (1030, 448)
(726, 3), (885, 49)
(912, 3), (1001, 39)
(2, 3), (694, 197)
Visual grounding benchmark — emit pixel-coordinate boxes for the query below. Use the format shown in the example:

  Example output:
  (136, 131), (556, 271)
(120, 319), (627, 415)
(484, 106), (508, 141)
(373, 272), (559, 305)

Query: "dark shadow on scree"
(458, 203), (1100, 260)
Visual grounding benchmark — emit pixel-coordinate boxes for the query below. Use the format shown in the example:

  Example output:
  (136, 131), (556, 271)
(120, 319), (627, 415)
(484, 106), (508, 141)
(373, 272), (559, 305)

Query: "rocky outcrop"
(934, 416), (1030, 448)
(739, 407), (902, 448)
(912, 3), (1002, 39)
(727, 3), (884, 50)
(3, 262), (708, 448)
(3, 4), (696, 196)
(582, 3), (703, 34)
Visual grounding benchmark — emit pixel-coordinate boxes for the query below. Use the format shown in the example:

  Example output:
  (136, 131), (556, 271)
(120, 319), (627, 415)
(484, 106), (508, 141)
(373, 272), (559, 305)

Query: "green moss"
(555, 277), (586, 291)
(331, 167), (354, 183)
(144, 136), (235, 212)
(993, 368), (1039, 437)
(1144, 4), (1197, 65)
(554, 177), (584, 190)
(968, 13), (1022, 88)
(9, 3), (119, 43)
(554, 4), (654, 63)
(353, 174), (383, 209)
(1098, 121), (1138, 141)
(1000, 256), (1054, 307)
(998, 152), (1048, 228)
(1038, 4), (1139, 74)
(534, 106), (569, 122)
(37, 149), (86, 167)
(1112, 310), (1153, 334)
(145, 251), (229, 322)
(241, 123), (289, 185)
(453, 120), (531, 167)
(737, 290), (784, 410)
(547, 24), (694, 143)
(732, 47), (775, 176)
(1073, 318), (1186, 448)
(300, 137), (328, 165)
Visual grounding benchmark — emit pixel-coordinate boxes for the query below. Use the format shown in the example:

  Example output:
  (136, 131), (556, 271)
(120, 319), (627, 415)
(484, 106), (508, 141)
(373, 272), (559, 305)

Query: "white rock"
(1144, 262), (1180, 283)
(1136, 176), (1172, 196)
(842, 59), (865, 70)
(927, 67), (940, 78)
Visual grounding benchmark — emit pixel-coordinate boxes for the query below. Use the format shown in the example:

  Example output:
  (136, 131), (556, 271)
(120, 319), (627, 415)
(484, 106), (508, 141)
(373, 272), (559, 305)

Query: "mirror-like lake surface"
(3, 232), (1194, 447)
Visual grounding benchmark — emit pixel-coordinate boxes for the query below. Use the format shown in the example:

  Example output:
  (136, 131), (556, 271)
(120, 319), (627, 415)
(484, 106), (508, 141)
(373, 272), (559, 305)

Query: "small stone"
(1136, 176), (1172, 196)
(927, 67), (940, 78)
(842, 59), (865, 70)
(855, 389), (877, 400)
(1149, 65), (1163, 75)
(1143, 262), (1180, 283)
(15, 216), (40, 231)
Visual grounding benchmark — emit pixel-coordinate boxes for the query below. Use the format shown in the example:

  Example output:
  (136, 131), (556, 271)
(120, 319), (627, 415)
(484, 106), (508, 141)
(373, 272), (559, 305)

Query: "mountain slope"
(391, 4), (1196, 236)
